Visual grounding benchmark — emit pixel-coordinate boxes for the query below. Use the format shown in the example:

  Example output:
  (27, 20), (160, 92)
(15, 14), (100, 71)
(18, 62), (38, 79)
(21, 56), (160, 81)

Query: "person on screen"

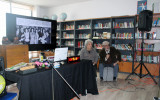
(38, 27), (43, 44)
(80, 39), (98, 77)
(35, 29), (39, 44)
(45, 30), (50, 44)
(17, 26), (24, 43)
(39, 28), (47, 44)
(24, 28), (30, 44)
(30, 28), (36, 44)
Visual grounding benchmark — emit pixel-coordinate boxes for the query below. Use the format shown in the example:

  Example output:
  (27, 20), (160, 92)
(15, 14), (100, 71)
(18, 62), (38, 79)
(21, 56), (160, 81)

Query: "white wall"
(148, 0), (160, 13)
(47, 0), (138, 21)
(38, 0), (160, 21)
(32, 6), (49, 18)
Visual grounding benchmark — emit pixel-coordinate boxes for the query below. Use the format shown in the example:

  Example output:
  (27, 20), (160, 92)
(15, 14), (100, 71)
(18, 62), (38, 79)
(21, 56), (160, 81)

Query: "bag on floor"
(103, 67), (113, 81)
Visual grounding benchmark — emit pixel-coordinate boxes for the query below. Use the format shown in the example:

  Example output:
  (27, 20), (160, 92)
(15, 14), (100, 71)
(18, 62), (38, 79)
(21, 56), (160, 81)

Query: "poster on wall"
(137, 0), (147, 14)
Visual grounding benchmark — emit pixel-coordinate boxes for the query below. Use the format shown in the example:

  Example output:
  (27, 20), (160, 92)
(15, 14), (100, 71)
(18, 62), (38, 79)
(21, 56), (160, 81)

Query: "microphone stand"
(47, 60), (80, 100)
(125, 31), (157, 84)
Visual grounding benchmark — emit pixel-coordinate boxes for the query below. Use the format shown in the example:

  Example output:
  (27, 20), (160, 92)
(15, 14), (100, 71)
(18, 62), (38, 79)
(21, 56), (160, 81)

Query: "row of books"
(64, 41), (74, 46)
(153, 18), (160, 26)
(135, 32), (157, 39)
(93, 31), (111, 39)
(57, 24), (60, 30)
(94, 43), (103, 49)
(77, 24), (91, 29)
(136, 55), (159, 63)
(94, 22), (111, 29)
(56, 40), (60, 46)
(64, 25), (75, 30)
(135, 43), (154, 51)
(56, 33), (60, 39)
(112, 44), (132, 50)
(121, 55), (132, 61)
(68, 50), (74, 57)
(63, 32), (74, 38)
(77, 41), (84, 48)
(78, 33), (91, 39)
(112, 32), (133, 39)
(113, 21), (134, 28)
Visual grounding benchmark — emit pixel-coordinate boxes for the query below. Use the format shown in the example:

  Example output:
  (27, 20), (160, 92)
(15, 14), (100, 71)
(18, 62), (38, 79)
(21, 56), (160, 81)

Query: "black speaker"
(138, 10), (153, 32)
(0, 57), (7, 97)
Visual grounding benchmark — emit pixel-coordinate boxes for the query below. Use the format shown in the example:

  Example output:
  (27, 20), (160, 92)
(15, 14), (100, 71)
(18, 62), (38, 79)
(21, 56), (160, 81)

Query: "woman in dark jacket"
(99, 41), (121, 81)
(80, 39), (99, 77)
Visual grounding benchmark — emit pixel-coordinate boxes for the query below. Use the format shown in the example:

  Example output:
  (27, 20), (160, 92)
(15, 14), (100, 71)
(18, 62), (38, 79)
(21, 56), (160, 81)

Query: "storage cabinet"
(0, 45), (29, 68)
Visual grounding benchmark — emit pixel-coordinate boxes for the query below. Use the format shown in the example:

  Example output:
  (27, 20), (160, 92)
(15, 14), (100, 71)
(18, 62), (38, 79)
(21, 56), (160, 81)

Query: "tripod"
(126, 31), (157, 84)
(47, 60), (80, 100)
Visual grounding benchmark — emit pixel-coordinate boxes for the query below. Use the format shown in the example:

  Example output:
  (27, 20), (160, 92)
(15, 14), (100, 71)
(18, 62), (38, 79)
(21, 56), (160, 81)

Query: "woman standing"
(80, 39), (99, 77)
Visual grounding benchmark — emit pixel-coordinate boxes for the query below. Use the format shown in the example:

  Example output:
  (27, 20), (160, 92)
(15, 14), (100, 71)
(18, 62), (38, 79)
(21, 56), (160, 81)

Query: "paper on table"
(54, 47), (68, 62)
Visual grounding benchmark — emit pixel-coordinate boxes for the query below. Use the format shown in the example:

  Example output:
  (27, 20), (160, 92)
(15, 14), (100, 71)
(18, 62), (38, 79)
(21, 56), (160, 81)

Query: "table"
(5, 60), (98, 100)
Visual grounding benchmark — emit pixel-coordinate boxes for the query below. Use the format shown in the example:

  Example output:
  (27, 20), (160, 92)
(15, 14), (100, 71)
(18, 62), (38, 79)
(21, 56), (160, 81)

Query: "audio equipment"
(138, 10), (153, 32)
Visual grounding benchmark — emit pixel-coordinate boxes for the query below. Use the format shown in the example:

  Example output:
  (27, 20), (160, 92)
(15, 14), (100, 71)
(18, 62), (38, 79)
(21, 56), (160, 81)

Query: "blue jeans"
(99, 63), (119, 78)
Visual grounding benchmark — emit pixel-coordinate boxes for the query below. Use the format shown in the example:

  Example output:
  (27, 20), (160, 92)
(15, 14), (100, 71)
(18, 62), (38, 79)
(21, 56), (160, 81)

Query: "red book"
(78, 41), (80, 48)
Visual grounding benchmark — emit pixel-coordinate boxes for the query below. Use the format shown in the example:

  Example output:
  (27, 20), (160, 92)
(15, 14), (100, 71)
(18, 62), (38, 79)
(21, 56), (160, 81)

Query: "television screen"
(6, 13), (57, 51)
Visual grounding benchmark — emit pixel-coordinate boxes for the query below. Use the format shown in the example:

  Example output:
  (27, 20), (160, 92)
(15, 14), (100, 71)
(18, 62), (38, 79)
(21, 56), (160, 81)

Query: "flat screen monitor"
(54, 47), (68, 62)
(6, 13), (57, 51)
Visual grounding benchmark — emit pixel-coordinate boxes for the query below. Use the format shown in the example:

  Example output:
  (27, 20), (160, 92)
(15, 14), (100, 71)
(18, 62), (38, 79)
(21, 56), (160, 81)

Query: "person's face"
(104, 45), (110, 51)
(87, 42), (92, 50)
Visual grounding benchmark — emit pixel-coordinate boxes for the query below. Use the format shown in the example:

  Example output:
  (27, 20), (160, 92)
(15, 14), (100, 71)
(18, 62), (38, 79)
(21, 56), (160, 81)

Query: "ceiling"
(12, 0), (91, 7)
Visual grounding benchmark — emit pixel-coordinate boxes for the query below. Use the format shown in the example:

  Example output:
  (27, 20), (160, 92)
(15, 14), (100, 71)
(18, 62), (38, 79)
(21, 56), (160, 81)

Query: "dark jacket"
(99, 46), (121, 64)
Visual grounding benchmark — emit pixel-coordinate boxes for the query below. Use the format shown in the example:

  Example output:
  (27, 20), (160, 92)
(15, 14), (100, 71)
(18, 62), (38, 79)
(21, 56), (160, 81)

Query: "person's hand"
(93, 62), (96, 65)
(106, 54), (110, 59)
(113, 63), (117, 66)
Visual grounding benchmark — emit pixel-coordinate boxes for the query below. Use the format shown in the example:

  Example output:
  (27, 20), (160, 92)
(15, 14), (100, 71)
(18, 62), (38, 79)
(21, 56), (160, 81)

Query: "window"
(12, 2), (32, 16)
(0, 1), (10, 44)
(0, 0), (33, 44)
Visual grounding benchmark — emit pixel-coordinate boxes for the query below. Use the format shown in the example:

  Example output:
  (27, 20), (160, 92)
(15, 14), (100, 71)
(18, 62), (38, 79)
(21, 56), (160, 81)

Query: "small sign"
(67, 56), (80, 64)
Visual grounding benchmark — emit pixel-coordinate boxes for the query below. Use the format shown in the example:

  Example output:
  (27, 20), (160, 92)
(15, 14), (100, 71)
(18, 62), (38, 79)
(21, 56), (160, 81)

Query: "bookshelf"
(92, 18), (112, 52)
(56, 22), (61, 48)
(61, 21), (75, 57)
(55, 14), (160, 76)
(112, 16), (136, 64)
(75, 20), (92, 55)
(135, 14), (160, 63)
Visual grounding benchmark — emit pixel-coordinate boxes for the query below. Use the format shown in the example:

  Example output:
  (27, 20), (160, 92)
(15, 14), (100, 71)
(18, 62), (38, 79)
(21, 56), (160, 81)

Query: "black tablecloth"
(5, 60), (98, 100)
